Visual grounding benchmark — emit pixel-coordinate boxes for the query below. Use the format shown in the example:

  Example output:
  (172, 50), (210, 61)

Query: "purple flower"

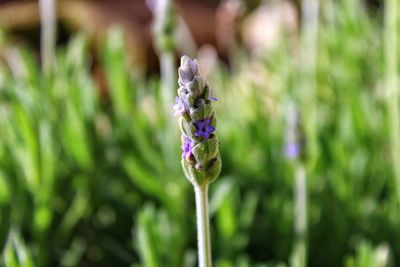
(172, 97), (186, 116)
(195, 119), (215, 140)
(210, 87), (218, 101)
(182, 137), (193, 159)
(284, 104), (301, 160)
(284, 142), (300, 159)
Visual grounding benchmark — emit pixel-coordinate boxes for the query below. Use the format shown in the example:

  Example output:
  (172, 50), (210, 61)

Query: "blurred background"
(0, 0), (399, 267)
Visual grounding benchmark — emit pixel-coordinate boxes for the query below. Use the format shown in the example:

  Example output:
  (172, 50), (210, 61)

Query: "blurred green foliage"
(0, 1), (399, 267)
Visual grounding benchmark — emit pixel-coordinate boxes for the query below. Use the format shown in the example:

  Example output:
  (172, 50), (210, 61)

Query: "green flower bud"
(148, 0), (176, 53)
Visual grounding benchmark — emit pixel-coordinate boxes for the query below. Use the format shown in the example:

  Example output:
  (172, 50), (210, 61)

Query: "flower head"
(182, 137), (193, 159)
(195, 119), (215, 140)
(175, 55), (221, 186)
(284, 143), (300, 159)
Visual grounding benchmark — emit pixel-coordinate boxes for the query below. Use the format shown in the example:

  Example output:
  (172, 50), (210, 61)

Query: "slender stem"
(299, 0), (319, 167)
(160, 51), (177, 167)
(293, 163), (307, 267)
(385, 0), (400, 205)
(194, 184), (212, 267)
(39, 0), (56, 73)
(160, 52), (176, 113)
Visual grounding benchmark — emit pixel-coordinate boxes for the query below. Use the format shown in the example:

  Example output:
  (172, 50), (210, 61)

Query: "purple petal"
(284, 143), (300, 159)
(182, 137), (193, 158)
(210, 88), (218, 101)
(172, 97), (186, 116)
(189, 59), (199, 73)
(195, 120), (204, 129)
(179, 69), (193, 83)
(194, 118), (216, 140)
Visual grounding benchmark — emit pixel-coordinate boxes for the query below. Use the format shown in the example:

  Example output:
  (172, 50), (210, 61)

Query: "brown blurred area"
(0, 0), (382, 74)
(0, 0), (245, 73)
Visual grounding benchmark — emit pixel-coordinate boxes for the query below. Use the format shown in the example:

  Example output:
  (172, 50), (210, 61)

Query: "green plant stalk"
(194, 184), (212, 267)
(385, 0), (400, 204)
(161, 55), (180, 177)
(160, 51), (177, 169)
(160, 51), (176, 114)
(149, 0), (177, 166)
(39, 0), (56, 73)
(299, 0), (319, 168)
(293, 163), (307, 267)
(149, 0), (176, 113)
(292, 0), (318, 264)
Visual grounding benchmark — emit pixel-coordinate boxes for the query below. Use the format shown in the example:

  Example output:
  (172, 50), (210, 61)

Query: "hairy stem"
(194, 184), (212, 267)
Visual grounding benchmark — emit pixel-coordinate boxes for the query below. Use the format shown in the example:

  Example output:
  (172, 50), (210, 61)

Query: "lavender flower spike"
(174, 55), (221, 186)
(174, 55), (221, 267)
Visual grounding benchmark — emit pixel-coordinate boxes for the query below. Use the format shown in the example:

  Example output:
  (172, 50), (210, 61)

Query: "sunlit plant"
(173, 56), (221, 267)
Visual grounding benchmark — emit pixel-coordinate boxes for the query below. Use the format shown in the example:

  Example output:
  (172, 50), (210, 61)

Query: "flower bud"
(179, 56), (199, 84)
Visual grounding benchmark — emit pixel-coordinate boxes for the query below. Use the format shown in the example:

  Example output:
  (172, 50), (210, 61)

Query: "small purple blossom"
(182, 137), (193, 159)
(284, 142), (300, 159)
(284, 104), (301, 160)
(210, 87), (218, 101)
(195, 119), (215, 140)
(172, 97), (186, 116)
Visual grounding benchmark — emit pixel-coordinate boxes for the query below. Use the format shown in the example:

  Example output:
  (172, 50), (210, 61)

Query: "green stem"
(39, 0), (56, 73)
(160, 52), (175, 113)
(299, 0), (319, 168)
(293, 163), (307, 267)
(194, 184), (212, 267)
(160, 51), (177, 167)
(385, 0), (400, 204)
